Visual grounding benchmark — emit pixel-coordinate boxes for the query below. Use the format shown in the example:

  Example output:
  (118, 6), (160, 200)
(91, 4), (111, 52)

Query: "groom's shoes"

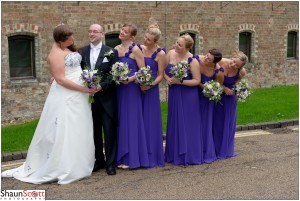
(93, 163), (105, 172)
(106, 165), (116, 175)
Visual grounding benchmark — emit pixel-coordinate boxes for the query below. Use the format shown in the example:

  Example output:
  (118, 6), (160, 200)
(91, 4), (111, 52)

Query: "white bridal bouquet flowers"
(81, 69), (102, 104)
(202, 80), (224, 104)
(169, 60), (190, 83)
(110, 62), (131, 84)
(234, 80), (252, 102)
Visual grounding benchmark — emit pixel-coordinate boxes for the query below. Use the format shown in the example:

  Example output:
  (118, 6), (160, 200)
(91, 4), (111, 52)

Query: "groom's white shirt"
(90, 42), (102, 70)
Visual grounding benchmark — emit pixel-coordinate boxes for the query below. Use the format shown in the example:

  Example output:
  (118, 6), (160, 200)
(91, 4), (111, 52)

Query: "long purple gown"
(199, 68), (223, 163)
(213, 67), (240, 159)
(116, 43), (149, 168)
(165, 55), (203, 166)
(142, 48), (165, 168)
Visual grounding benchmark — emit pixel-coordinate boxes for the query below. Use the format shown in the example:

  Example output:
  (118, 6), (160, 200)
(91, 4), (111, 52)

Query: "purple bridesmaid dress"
(213, 67), (240, 159)
(199, 68), (223, 163)
(165, 55), (203, 166)
(116, 43), (149, 168)
(142, 48), (165, 168)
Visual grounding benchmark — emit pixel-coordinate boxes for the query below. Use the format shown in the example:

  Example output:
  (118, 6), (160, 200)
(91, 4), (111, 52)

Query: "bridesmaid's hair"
(122, 23), (138, 37)
(53, 24), (77, 52)
(180, 33), (194, 51)
(146, 23), (161, 42)
(209, 48), (223, 63)
(232, 50), (248, 65)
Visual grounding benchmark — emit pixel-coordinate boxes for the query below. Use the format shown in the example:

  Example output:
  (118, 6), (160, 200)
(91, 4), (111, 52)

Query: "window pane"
(239, 32), (251, 62)
(105, 34), (121, 48)
(287, 31), (297, 58)
(9, 36), (34, 78)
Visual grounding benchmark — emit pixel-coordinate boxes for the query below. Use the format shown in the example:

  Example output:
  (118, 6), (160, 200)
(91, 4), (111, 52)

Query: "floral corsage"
(104, 50), (114, 58)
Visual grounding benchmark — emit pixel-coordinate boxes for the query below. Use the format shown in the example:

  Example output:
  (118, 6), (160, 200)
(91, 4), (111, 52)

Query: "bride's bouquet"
(81, 69), (101, 104)
(110, 62), (131, 84)
(169, 60), (190, 83)
(202, 80), (224, 104)
(234, 80), (252, 102)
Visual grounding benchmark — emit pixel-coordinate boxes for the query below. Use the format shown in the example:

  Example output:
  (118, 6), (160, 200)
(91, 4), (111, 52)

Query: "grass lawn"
(1, 84), (298, 153)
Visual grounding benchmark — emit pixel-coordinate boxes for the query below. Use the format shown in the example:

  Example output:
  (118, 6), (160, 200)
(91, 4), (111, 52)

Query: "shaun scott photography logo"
(0, 190), (45, 200)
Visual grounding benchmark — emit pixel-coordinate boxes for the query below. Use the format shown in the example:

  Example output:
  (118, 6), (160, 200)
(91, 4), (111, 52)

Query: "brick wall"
(1, 1), (299, 122)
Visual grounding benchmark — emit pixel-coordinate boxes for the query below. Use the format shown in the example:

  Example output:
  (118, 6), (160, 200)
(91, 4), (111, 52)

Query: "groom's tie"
(90, 46), (101, 70)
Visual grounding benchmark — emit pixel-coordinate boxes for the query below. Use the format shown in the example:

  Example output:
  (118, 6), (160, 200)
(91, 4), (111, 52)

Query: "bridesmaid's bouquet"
(234, 80), (252, 102)
(81, 69), (102, 104)
(169, 60), (190, 83)
(202, 80), (224, 104)
(135, 65), (153, 86)
(135, 65), (154, 93)
(111, 62), (131, 84)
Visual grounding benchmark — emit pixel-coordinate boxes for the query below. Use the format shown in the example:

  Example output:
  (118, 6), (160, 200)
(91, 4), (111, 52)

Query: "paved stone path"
(1, 126), (298, 200)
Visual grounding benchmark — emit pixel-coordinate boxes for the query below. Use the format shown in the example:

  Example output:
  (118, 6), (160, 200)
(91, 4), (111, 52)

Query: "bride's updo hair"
(146, 23), (161, 42)
(122, 23), (138, 37)
(180, 33), (194, 51)
(53, 24), (77, 52)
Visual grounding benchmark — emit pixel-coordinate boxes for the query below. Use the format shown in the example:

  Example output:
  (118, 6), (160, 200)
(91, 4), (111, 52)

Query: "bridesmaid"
(213, 50), (248, 159)
(164, 34), (202, 166)
(115, 24), (149, 169)
(141, 23), (166, 168)
(198, 48), (223, 164)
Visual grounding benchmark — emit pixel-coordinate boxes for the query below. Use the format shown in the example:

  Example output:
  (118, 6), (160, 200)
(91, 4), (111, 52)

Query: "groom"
(79, 24), (118, 175)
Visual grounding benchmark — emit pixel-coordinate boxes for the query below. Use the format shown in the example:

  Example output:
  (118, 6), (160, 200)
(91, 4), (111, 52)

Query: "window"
(8, 35), (35, 79)
(239, 32), (251, 62)
(105, 33), (121, 48)
(180, 32), (196, 54)
(287, 31), (298, 59)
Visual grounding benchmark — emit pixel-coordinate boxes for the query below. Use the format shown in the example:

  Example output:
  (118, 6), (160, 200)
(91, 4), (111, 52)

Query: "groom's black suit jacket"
(79, 44), (119, 124)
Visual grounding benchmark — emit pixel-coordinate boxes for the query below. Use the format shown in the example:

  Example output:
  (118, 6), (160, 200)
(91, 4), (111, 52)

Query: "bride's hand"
(86, 87), (101, 94)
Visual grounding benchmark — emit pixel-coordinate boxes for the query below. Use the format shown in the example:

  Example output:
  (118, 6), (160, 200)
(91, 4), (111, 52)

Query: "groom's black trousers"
(92, 102), (117, 168)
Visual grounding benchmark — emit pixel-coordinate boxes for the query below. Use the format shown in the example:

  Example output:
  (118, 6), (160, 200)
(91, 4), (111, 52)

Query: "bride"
(2, 24), (98, 184)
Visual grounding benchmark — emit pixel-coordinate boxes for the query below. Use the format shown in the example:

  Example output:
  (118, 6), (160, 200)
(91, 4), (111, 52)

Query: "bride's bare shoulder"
(48, 46), (65, 64)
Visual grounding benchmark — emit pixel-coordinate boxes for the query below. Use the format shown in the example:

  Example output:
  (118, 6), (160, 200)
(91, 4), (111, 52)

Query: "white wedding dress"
(2, 52), (95, 184)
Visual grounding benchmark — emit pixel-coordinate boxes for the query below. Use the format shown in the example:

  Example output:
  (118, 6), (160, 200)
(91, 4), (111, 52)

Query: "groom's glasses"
(88, 30), (102, 34)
